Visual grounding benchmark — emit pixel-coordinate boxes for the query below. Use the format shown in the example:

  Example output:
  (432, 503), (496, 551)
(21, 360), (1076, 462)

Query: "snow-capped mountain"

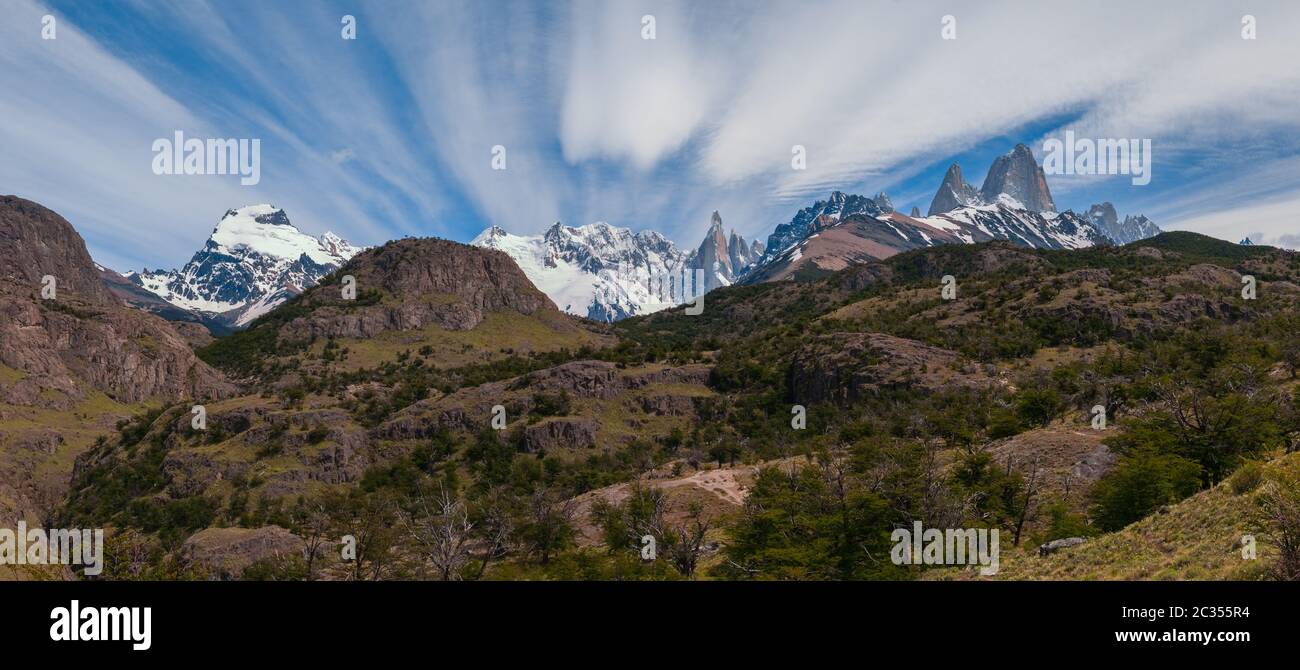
(742, 144), (1159, 284)
(474, 211), (765, 321)
(128, 205), (362, 328)
(743, 195), (1113, 283)
(928, 144), (1055, 215)
(1084, 202), (1161, 245)
(472, 221), (690, 322)
(756, 191), (887, 268)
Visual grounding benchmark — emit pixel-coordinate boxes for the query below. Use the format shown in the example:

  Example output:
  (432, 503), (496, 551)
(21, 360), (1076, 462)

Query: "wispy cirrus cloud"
(2, 0), (1299, 268)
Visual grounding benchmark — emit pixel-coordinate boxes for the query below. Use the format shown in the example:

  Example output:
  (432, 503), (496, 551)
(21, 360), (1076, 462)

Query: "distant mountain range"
(741, 143), (1157, 284)
(471, 212), (762, 321)
(104, 144), (1158, 328)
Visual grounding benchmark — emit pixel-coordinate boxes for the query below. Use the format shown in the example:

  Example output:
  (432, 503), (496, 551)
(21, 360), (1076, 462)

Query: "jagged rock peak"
(927, 163), (982, 216)
(979, 143), (1056, 212)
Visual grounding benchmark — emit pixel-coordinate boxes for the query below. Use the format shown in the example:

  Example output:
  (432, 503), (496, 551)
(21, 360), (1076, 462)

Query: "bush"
(1229, 461), (1265, 495)
(1016, 388), (1061, 428)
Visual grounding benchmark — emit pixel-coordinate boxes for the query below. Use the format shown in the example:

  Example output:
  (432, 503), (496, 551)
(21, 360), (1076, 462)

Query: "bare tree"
(664, 502), (712, 578)
(1011, 456), (1042, 547)
(403, 484), (475, 581)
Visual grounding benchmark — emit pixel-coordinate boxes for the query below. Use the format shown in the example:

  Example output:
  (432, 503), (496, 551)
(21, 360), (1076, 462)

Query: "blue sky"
(2, 0), (1299, 272)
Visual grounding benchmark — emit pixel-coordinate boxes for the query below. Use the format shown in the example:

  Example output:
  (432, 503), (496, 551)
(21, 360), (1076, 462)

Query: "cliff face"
(0, 195), (115, 306)
(0, 196), (234, 407)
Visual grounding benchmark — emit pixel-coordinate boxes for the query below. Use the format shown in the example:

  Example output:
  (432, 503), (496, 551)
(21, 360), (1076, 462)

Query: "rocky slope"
(0, 196), (233, 536)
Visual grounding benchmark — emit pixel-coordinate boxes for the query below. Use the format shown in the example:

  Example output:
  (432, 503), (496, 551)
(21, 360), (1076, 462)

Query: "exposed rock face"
(181, 526), (306, 580)
(277, 238), (557, 342)
(727, 231), (759, 275)
(979, 144), (1056, 212)
(1085, 201), (1119, 233)
(910, 206), (921, 218)
(171, 321), (216, 348)
(790, 332), (996, 404)
(684, 211), (760, 292)
(873, 191), (895, 213)
(928, 163), (983, 215)
(0, 197), (233, 406)
(0, 196), (115, 305)
(379, 360), (712, 440)
(523, 418), (598, 452)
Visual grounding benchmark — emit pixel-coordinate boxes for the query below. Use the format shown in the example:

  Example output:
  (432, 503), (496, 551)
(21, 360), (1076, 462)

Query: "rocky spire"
(979, 143), (1056, 212)
(927, 163), (982, 215)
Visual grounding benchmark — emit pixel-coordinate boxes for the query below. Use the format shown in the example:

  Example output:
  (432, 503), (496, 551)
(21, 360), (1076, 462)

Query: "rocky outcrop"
(1039, 537), (1086, 556)
(379, 360), (712, 440)
(181, 526), (306, 580)
(1085, 202), (1160, 245)
(928, 163), (982, 216)
(276, 238), (556, 343)
(0, 195), (115, 305)
(523, 418), (598, 452)
(790, 332), (996, 404)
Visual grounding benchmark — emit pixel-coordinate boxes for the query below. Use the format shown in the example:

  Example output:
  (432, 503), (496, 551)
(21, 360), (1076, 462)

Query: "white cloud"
(559, 0), (722, 170)
(3, 0), (1299, 267)
(1166, 195), (1300, 250)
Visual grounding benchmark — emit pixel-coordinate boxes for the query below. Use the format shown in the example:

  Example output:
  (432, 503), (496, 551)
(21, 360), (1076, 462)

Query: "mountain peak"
(1083, 202), (1160, 245)
(979, 145), (1055, 212)
(927, 163), (982, 215)
(132, 206), (362, 328)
